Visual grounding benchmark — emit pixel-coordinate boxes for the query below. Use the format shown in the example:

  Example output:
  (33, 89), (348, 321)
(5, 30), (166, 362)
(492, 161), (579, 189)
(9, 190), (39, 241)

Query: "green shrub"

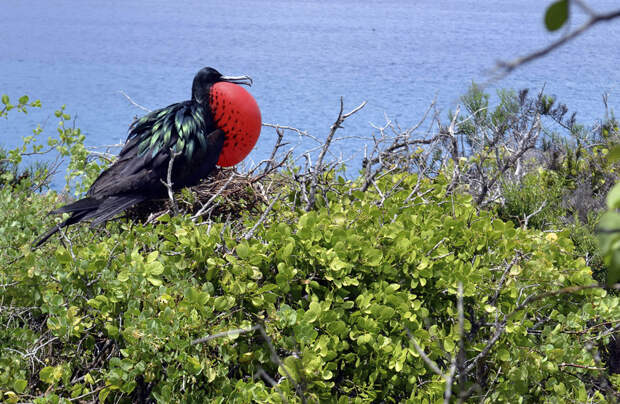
(1, 92), (618, 403)
(497, 170), (566, 230)
(1, 172), (618, 402)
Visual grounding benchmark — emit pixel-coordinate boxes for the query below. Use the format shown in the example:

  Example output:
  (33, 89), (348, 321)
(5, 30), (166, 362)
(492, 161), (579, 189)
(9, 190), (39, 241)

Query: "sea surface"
(1, 0), (619, 188)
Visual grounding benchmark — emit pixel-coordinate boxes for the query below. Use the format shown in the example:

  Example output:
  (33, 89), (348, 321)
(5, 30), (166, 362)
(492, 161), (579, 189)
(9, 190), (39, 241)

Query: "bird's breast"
(209, 82), (261, 167)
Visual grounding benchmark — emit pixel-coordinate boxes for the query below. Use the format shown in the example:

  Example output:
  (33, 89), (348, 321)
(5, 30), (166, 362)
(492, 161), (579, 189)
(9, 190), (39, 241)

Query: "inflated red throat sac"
(209, 81), (262, 167)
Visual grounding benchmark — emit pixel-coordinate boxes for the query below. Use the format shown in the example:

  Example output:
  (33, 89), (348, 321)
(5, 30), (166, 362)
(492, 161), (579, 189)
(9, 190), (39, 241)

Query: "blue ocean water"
(1, 1), (619, 188)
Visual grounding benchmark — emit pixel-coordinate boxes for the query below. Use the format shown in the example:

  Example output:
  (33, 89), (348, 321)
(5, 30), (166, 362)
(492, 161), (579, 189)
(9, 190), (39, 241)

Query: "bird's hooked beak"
(220, 75), (253, 87)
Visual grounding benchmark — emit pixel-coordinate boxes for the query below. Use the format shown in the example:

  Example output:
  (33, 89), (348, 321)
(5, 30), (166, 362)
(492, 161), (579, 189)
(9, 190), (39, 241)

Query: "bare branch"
(522, 201), (547, 229)
(192, 324), (307, 403)
(405, 327), (443, 376)
(160, 149), (182, 216)
(490, 252), (522, 306)
(118, 90), (152, 112)
(443, 282), (464, 404)
(241, 191), (283, 240)
(191, 172), (236, 221)
(463, 283), (619, 375)
(495, 8), (620, 77)
(306, 98), (366, 211)
(191, 324), (261, 345)
(558, 363), (606, 371)
(254, 368), (289, 404)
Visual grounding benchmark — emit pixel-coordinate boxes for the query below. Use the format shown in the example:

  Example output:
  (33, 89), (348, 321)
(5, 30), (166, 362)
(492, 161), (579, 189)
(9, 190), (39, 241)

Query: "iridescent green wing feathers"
(127, 101), (210, 161)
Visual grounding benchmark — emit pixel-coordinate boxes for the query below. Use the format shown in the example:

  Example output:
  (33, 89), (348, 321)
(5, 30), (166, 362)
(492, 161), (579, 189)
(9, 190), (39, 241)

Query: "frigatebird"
(35, 67), (261, 247)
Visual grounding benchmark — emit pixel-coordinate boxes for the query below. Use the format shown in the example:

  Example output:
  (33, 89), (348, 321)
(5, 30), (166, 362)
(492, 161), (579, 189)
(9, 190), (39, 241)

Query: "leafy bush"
(1, 93), (618, 403)
(496, 169), (566, 229)
(453, 84), (620, 283)
(1, 171), (619, 402)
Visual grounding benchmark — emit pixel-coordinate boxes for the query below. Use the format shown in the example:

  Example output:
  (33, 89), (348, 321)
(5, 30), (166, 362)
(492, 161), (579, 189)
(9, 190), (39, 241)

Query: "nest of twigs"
(125, 168), (269, 223)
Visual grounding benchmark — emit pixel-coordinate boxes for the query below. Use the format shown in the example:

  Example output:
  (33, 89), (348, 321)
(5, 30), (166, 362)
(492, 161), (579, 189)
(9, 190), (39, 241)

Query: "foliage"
(496, 169), (565, 229)
(598, 135), (620, 285)
(1, 94), (619, 403)
(1, 95), (107, 196)
(452, 83), (620, 283)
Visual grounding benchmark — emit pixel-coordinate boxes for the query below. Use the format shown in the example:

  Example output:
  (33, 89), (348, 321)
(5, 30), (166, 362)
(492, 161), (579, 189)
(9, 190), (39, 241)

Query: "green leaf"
(278, 356), (302, 382)
(357, 333), (373, 344)
(146, 261), (164, 276)
(147, 276), (162, 286)
(121, 380), (137, 393)
(607, 183), (620, 209)
(281, 242), (294, 259)
(304, 301), (322, 323)
(608, 146), (620, 163)
(146, 250), (159, 263)
(545, 0), (569, 31)
(607, 249), (620, 286)
(597, 211), (620, 254)
(497, 348), (510, 362)
(99, 387), (111, 403)
(13, 379), (27, 394)
(363, 248), (383, 267)
(236, 242), (250, 259)
(40, 365), (63, 384)
(277, 304), (297, 326)
(1, 94), (8, 105)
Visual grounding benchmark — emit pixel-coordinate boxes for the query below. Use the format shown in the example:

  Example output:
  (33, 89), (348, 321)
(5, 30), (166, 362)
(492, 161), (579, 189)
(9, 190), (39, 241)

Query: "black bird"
(35, 67), (261, 247)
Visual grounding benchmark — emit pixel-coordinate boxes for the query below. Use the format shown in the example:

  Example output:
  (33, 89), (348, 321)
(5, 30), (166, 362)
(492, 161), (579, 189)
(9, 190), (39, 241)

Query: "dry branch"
(161, 149), (182, 216)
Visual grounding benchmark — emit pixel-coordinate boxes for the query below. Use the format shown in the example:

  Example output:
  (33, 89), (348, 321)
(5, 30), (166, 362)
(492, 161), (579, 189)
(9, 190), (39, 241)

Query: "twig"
(192, 324), (307, 403)
(254, 368), (289, 404)
(462, 283), (619, 375)
(495, 8), (620, 77)
(161, 149), (182, 216)
(405, 284), (465, 403)
(489, 252), (522, 306)
(305, 98), (366, 211)
(558, 363), (606, 371)
(426, 237), (447, 257)
(69, 384), (109, 402)
(191, 172), (236, 220)
(191, 324), (261, 345)
(443, 282), (464, 404)
(118, 90), (151, 112)
(241, 191), (283, 240)
(405, 327), (443, 376)
(262, 123), (309, 138)
(522, 200), (547, 229)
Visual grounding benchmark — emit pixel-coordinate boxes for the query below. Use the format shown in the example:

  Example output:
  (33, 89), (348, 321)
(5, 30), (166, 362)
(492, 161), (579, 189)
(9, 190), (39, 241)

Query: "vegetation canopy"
(0, 87), (619, 403)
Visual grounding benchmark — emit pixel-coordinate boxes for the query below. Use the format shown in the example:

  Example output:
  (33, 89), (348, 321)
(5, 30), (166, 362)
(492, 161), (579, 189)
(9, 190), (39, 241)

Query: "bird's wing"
(87, 101), (221, 198)
(128, 101), (213, 161)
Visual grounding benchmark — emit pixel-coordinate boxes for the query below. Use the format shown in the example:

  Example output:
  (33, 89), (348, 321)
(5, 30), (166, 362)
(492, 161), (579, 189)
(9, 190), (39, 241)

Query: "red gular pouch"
(209, 81), (262, 167)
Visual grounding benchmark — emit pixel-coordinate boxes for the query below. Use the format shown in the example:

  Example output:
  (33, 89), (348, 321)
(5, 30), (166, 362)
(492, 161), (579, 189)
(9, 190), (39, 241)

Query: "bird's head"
(191, 67), (252, 104)
(191, 67), (261, 167)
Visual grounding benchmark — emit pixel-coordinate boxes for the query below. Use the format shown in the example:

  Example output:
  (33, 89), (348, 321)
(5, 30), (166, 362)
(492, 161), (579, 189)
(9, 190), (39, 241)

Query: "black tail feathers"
(33, 195), (145, 248)
(33, 210), (91, 248)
